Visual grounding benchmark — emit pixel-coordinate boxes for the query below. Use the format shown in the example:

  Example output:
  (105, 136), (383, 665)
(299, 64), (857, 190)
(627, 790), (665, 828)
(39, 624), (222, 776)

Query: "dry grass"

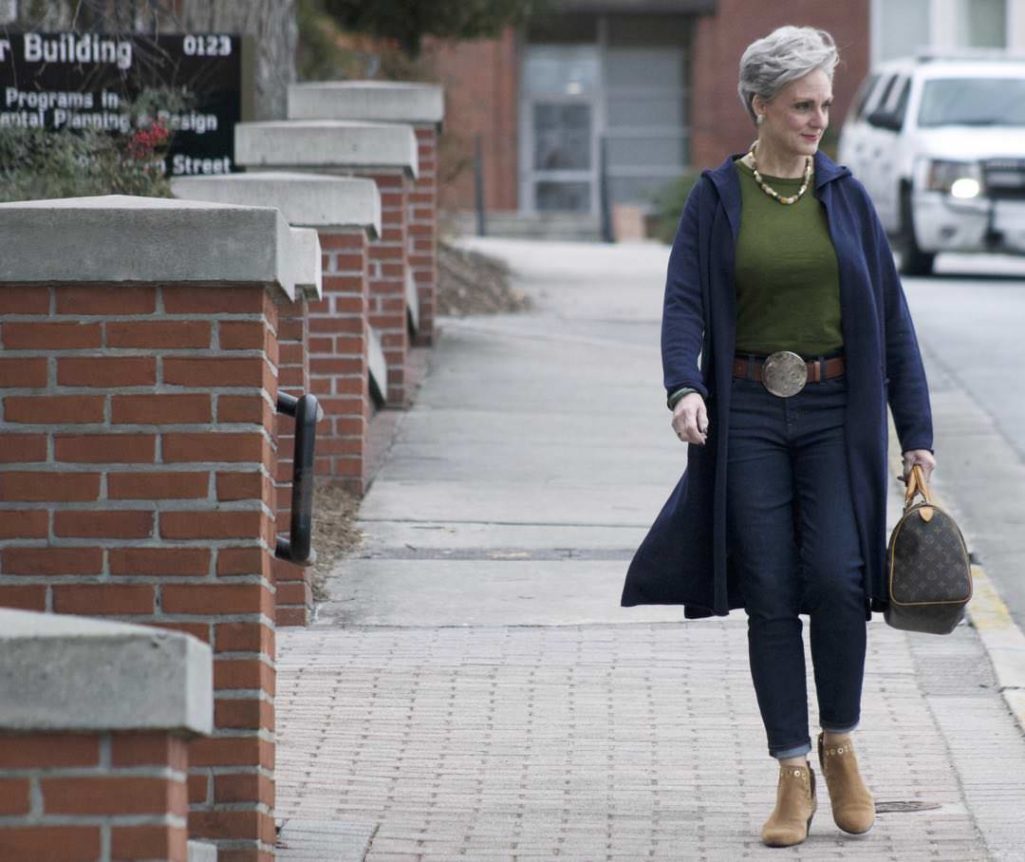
(309, 480), (364, 602)
(437, 241), (531, 316)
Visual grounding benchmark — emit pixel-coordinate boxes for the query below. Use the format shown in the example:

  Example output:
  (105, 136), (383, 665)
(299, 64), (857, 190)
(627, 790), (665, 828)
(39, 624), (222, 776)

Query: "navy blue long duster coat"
(620, 149), (934, 619)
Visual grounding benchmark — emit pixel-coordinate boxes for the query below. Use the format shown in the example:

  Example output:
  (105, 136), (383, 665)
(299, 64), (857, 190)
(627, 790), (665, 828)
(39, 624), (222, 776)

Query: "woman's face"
(753, 68), (833, 160)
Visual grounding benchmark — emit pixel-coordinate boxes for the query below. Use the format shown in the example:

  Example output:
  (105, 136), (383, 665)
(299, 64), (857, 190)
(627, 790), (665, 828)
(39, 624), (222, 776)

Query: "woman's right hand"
(671, 393), (709, 446)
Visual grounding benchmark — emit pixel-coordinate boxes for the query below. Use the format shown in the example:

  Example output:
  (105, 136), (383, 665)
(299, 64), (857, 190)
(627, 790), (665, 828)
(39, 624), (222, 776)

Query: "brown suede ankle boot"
(818, 732), (875, 834)
(761, 762), (817, 847)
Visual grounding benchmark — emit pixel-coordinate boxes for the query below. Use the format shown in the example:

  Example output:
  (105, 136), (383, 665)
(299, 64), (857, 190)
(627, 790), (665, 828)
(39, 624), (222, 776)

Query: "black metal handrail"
(474, 133), (488, 237)
(275, 392), (320, 566)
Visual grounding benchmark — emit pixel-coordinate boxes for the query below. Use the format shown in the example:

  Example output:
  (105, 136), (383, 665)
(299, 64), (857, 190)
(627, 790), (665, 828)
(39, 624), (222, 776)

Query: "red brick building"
(429, 0), (869, 227)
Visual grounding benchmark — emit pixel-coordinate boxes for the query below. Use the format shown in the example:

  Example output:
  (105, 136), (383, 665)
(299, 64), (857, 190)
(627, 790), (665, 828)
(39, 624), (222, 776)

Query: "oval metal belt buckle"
(762, 350), (808, 397)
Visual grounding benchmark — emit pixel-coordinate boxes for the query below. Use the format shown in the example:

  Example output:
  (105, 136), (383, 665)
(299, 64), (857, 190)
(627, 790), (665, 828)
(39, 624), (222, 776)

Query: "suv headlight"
(925, 159), (984, 198)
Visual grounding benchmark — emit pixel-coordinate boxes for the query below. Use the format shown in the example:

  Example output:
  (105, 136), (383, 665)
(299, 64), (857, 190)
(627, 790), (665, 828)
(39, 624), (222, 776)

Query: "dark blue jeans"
(726, 373), (867, 759)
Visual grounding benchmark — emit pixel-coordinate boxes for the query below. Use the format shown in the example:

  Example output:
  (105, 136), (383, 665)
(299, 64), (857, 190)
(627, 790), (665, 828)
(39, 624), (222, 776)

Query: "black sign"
(0, 32), (242, 175)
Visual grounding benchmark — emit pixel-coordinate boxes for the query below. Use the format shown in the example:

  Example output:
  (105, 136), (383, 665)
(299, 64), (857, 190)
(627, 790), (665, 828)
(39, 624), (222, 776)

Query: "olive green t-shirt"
(733, 158), (844, 356)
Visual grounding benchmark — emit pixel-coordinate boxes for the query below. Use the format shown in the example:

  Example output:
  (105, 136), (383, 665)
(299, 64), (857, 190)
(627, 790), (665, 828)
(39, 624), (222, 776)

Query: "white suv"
(838, 53), (1025, 275)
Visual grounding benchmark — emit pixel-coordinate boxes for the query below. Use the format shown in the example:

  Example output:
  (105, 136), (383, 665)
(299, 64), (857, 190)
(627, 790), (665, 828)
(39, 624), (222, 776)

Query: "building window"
(877, 0), (931, 61)
(522, 44), (600, 97)
(963, 0), (1006, 48)
(874, 0), (1008, 62)
(520, 13), (691, 215)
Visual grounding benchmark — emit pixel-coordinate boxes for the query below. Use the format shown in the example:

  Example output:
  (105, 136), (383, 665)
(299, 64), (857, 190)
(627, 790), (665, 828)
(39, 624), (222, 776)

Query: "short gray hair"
(737, 26), (839, 123)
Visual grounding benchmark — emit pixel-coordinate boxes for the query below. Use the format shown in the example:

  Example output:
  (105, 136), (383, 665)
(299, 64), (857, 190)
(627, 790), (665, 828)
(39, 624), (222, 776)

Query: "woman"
(620, 26), (936, 847)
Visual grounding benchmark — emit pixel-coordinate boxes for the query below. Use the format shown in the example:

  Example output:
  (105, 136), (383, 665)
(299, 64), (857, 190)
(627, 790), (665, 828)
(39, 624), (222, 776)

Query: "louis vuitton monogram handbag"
(884, 465), (973, 635)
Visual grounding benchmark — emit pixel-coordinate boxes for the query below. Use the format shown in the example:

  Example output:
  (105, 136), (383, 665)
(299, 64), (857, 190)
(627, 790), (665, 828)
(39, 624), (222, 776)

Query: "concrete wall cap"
(288, 80), (444, 127)
(290, 226), (323, 299)
(0, 609), (212, 735)
(235, 121), (418, 178)
(0, 194), (296, 299)
(171, 172), (381, 237)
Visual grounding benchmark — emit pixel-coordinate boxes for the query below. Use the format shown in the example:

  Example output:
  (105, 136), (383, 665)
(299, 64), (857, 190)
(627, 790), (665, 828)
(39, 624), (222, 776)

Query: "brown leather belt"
(732, 354), (846, 384)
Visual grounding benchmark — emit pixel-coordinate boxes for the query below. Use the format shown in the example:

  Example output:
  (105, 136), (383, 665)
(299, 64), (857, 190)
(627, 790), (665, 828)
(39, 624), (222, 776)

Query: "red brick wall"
(411, 126), (438, 346)
(429, 30), (520, 213)
(366, 171), (412, 407)
(0, 283), (280, 862)
(309, 229), (372, 491)
(0, 732), (189, 862)
(274, 296), (312, 627)
(690, 1), (870, 169)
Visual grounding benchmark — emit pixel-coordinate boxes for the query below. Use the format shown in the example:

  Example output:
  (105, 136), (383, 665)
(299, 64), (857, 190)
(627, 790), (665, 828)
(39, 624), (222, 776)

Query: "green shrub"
(0, 127), (172, 201)
(649, 171), (701, 244)
(0, 89), (182, 202)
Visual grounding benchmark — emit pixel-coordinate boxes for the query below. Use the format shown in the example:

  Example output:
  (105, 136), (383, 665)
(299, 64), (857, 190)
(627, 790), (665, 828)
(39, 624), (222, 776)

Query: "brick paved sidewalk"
(276, 617), (1024, 861)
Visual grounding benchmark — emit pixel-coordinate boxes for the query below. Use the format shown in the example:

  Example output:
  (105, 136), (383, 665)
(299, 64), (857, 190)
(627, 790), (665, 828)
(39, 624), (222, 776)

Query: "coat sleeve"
(662, 178), (710, 401)
(859, 182), (934, 453)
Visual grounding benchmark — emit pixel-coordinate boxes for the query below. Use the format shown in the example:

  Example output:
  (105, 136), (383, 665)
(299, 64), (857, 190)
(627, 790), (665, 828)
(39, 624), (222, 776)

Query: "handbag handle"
(904, 463), (934, 508)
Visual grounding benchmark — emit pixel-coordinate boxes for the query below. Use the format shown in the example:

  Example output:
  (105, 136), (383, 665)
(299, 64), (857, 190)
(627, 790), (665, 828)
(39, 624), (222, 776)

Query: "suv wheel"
(898, 185), (936, 276)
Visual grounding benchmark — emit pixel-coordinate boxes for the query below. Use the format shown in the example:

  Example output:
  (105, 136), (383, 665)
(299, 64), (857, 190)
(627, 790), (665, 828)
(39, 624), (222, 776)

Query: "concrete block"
(290, 227), (322, 299)
(367, 326), (387, 406)
(187, 841), (218, 862)
(288, 80), (444, 128)
(0, 194), (295, 299)
(405, 268), (419, 334)
(0, 609), (212, 735)
(235, 121), (418, 178)
(172, 171), (381, 237)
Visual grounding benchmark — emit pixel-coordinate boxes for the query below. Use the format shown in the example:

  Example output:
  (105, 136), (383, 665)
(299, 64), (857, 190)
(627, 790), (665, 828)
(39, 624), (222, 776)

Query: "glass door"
(521, 44), (600, 213)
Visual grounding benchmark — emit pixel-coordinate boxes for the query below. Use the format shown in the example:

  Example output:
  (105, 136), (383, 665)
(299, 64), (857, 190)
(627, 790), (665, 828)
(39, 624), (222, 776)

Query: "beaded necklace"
(748, 142), (813, 205)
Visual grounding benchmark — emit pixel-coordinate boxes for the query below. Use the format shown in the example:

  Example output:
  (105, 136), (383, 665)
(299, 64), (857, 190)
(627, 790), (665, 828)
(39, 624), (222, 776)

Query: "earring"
(756, 114), (764, 125)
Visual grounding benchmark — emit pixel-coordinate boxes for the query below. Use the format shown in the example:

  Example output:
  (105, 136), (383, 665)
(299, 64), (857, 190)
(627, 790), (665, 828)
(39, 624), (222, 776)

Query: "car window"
(918, 77), (1025, 127)
(891, 78), (911, 125)
(850, 74), (880, 120)
(871, 74), (898, 115)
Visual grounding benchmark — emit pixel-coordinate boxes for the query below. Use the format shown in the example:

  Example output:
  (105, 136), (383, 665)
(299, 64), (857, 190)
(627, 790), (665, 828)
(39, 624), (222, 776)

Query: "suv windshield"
(918, 77), (1025, 127)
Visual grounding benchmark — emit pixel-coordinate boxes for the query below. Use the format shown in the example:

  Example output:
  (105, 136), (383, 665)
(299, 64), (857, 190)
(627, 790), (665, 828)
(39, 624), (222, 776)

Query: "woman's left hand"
(902, 448), (936, 484)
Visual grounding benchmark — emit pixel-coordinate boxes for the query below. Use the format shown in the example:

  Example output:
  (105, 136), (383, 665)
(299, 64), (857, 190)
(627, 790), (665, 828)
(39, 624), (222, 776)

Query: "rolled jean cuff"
(771, 741), (812, 760)
(821, 719), (860, 734)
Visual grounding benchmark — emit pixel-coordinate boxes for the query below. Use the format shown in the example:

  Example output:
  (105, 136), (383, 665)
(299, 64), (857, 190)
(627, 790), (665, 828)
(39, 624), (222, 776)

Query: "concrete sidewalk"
(276, 239), (1025, 861)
